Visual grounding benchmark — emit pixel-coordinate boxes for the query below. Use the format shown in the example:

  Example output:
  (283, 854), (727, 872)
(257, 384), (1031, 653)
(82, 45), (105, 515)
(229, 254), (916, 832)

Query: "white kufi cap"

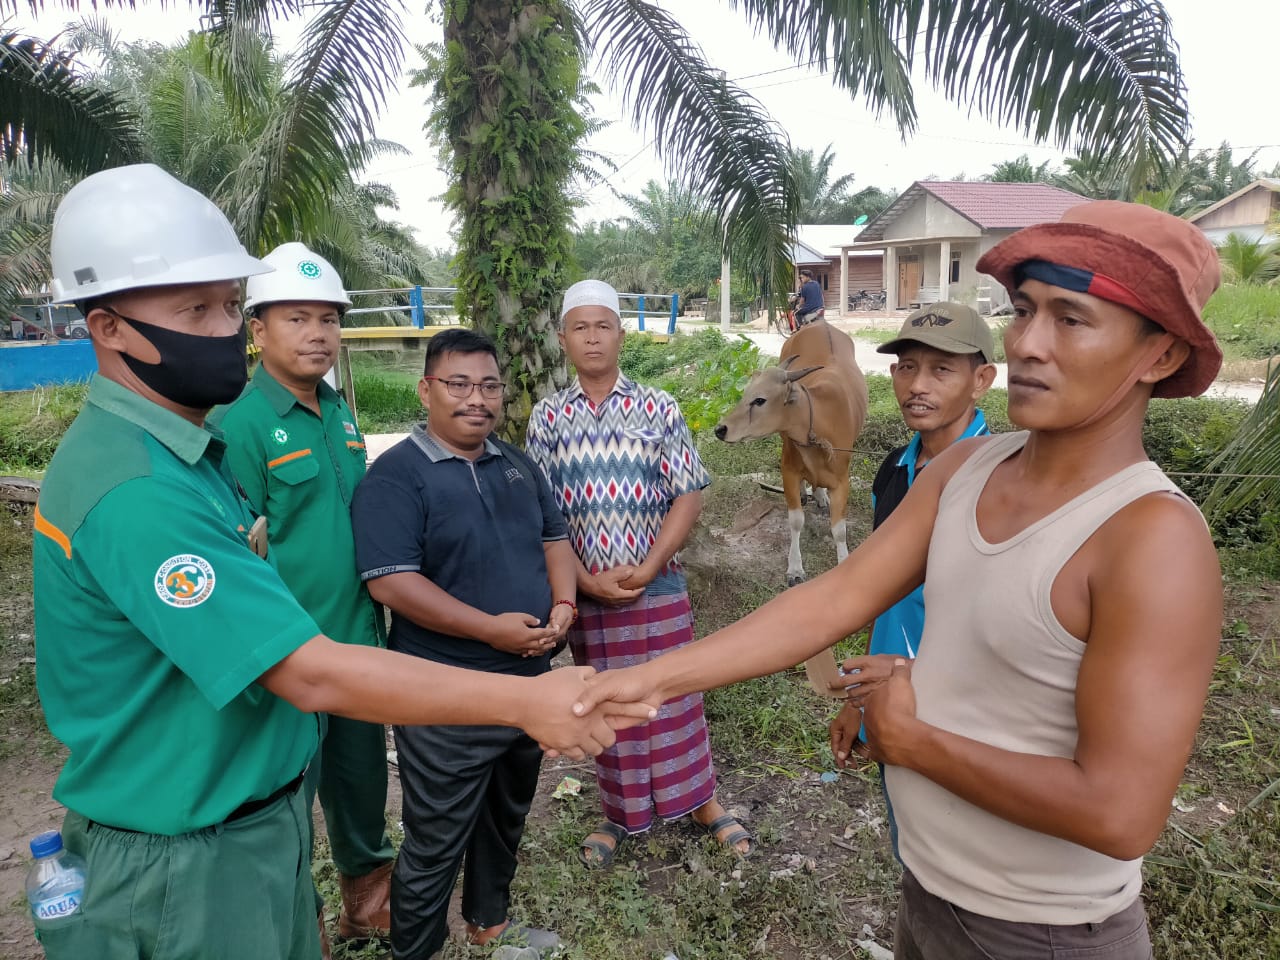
(560, 279), (620, 321)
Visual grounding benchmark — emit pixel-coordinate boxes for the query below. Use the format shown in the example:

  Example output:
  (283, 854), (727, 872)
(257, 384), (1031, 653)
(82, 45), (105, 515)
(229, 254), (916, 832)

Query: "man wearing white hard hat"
(31, 166), (654, 960)
(526, 280), (751, 871)
(210, 243), (395, 950)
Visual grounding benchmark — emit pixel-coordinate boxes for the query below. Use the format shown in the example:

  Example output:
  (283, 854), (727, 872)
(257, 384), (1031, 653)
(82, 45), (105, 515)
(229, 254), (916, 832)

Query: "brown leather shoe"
(337, 861), (393, 941)
(318, 913), (333, 960)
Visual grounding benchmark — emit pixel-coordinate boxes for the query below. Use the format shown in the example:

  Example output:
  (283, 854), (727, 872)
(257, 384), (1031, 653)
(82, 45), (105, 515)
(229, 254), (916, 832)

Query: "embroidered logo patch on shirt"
(272, 428), (289, 444)
(155, 555), (216, 608)
(343, 421), (358, 437)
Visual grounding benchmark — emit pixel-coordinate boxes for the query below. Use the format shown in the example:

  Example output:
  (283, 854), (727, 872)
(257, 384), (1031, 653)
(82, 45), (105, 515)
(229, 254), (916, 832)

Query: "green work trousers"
(304, 712), (395, 880)
(44, 789), (318, 960)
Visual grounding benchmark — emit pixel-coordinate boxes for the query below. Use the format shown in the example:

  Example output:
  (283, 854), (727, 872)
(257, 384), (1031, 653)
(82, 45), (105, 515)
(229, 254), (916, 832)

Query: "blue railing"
(344, 287), (458, 328)
(620, 293), (679, 335)
(345, 287), (679, 334)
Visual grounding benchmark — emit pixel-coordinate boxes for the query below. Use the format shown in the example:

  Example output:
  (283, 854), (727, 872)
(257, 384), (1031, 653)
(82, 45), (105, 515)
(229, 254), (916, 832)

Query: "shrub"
(351, 372), (421, 434)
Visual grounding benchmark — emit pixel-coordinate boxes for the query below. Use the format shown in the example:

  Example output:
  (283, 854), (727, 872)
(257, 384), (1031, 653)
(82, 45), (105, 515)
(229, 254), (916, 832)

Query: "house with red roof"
(839, 180), (1087, 313)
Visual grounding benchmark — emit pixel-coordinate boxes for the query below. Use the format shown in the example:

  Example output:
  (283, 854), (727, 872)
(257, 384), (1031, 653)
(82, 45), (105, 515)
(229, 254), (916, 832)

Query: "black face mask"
(110, 309), (248, 409)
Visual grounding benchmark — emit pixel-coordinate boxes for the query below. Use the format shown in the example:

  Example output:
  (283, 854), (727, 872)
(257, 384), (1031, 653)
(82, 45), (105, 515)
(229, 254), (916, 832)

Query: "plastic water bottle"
(26, 831), (86, 930)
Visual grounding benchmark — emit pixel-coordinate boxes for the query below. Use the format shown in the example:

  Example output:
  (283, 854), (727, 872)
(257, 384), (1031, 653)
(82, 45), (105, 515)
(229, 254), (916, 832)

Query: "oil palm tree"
(1216, 233), (1280, 286)
(792, 145), (856, 223)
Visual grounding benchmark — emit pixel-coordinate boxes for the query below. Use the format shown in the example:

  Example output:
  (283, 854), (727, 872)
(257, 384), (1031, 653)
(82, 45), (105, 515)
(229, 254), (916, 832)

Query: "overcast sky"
(16, 0), (1280, 249)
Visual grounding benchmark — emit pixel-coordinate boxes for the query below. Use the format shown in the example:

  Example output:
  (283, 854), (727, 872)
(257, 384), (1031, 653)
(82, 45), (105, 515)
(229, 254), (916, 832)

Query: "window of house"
(949, 251), (961, 284)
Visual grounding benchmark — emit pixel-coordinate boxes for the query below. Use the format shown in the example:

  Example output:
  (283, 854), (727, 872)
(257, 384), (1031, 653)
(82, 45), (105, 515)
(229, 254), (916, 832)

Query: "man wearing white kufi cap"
(526, 279), (753, 870)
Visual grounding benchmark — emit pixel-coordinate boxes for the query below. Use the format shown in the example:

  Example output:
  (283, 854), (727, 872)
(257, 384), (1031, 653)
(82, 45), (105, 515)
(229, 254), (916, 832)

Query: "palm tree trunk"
(437, 0), (587, 438)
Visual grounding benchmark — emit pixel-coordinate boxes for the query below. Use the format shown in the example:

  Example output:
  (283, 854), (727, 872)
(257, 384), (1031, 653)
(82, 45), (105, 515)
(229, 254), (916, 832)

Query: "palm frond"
(729, 0), (1188, 171)
(0, 156), (72, 311)
(726, 0), (917, 130)
(908, 0), (1189, 169)
(580, 0), (798, 306)
(207, 0), (406, 243)
(0, 28), (144, 173)
(1203, 362), (1280, 520)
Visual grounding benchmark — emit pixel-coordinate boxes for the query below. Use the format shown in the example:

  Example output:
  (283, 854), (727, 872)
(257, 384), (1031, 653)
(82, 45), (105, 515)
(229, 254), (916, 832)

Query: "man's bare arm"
(258, 638), (655, 757)
(864, 493), (1222, 860)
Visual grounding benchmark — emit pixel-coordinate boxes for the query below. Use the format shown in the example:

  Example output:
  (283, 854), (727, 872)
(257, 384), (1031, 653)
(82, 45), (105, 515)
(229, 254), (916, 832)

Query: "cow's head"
(714, 357), (823, 442)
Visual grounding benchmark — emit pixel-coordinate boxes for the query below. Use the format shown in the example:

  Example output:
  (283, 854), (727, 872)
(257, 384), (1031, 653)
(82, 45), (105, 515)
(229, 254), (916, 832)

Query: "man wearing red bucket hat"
(574, 200), (1226, 958)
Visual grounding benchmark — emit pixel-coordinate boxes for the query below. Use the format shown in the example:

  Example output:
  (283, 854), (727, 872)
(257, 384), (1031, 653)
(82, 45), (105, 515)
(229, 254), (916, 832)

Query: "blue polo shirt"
(869, 410), (990, 659)
(798, 279), (824, 313)
(351, 425), (568, 676)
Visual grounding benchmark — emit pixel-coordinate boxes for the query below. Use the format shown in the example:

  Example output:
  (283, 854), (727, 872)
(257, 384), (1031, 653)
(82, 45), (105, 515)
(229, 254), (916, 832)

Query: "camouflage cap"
(876, 301), (996, 363)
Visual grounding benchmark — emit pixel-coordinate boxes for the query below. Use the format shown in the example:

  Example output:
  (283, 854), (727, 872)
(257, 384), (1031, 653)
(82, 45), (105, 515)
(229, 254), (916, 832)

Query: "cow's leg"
(828, 472), (851, 565)
(781, 446), (807, 586)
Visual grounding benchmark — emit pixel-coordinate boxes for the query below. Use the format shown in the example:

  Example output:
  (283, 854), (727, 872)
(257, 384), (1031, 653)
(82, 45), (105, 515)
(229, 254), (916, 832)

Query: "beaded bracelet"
(553, 599), (579, 623)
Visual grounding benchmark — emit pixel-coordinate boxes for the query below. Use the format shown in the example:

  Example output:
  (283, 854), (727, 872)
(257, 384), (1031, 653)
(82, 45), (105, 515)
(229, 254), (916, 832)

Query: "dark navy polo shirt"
(351, 425), (568, 676)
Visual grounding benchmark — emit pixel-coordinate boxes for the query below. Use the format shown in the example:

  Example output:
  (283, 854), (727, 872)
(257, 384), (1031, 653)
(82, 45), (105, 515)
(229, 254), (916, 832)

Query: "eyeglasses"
(423, 376), (507, 399)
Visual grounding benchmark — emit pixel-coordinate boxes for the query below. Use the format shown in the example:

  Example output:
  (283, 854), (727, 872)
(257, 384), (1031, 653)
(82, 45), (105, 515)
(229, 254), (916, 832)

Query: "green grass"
(1203, 284), (1280, 363)
(0, 383), (88, 475)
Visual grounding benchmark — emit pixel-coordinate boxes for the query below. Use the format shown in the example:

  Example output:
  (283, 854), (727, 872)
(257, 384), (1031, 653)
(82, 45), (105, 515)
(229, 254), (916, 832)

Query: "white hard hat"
(560, 279), (620, 321)
(50, 164), (270, 304)
(244, 242), (352, 314)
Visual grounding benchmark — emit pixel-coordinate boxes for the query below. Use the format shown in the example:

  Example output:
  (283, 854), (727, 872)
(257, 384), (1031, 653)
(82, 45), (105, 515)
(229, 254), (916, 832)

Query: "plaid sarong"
(569, 592), (716, 833)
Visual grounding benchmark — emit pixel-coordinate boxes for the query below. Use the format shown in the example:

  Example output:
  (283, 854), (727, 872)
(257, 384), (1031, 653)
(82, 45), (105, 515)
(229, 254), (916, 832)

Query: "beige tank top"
(884, 430), (1191, 924)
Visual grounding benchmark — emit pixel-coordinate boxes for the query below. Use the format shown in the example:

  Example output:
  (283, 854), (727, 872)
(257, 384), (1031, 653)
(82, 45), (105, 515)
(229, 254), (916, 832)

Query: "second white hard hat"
(50, 163), (269, 304)
(244, 242), (352, 314)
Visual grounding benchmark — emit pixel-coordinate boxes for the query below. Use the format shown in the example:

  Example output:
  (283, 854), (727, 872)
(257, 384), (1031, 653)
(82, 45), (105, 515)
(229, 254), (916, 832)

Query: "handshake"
(520, 665), (663, 759)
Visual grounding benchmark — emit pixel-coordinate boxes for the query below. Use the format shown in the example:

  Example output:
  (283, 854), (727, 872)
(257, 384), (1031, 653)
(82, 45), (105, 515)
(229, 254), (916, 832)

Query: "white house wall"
(883, 194), (982, 242)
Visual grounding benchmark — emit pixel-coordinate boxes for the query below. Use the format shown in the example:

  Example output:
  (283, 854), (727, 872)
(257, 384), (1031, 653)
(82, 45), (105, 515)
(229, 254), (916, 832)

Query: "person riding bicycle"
(793, 269), (825, 327)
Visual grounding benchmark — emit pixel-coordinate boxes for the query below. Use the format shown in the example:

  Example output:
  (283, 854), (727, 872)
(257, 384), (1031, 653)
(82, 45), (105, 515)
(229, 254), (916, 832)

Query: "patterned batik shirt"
(526, 373), (711, 596)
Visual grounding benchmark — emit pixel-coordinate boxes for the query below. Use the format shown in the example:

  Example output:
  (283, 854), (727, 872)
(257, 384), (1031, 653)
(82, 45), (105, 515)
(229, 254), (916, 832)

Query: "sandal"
(577, 821), (627, 870)
(702, 813), (755, 858)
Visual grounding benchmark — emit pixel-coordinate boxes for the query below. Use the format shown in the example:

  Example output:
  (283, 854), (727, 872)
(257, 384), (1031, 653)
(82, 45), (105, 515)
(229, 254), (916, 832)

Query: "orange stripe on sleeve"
(267, 448), (313, 469)
(33, 506), (71, 559)
(346, 441), (366, 451)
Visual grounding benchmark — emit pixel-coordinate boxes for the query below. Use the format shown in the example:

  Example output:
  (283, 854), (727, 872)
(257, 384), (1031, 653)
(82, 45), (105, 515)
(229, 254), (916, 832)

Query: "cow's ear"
(784, 364), (823, 382)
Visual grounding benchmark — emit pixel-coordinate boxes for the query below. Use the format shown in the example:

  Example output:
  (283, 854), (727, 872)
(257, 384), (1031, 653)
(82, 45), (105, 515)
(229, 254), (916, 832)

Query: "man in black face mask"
(31, 165), (656, 960)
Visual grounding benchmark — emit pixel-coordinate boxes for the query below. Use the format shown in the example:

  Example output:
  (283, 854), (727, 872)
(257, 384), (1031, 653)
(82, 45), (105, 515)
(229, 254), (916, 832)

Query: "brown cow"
(714, 320), (869, 586)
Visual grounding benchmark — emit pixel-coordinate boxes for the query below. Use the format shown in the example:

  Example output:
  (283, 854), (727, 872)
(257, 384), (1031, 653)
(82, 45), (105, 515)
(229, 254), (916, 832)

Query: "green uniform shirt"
(33, 375), (319, 835)
(209, 365), (384, 648)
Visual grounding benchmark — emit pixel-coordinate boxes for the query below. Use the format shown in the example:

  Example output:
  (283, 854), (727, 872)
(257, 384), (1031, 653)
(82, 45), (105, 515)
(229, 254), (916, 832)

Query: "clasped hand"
(527, 666), (660, 759)
(487, 611), (560, 658)
(588, 565), (647, 606)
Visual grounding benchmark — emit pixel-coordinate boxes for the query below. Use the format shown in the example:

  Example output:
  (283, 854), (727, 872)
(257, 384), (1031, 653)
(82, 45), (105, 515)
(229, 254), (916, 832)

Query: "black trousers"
(390, 723), (543, 960)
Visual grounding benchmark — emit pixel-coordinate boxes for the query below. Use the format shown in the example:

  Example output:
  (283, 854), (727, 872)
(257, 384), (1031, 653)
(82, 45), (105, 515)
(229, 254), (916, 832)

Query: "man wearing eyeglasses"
(350, 328), (576, 959)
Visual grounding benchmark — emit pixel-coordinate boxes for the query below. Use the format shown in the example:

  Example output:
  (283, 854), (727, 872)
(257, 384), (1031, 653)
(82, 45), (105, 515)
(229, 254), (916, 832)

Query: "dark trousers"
(894, 870), (1154, 960)
(304, 711), (395, 876)
(391, 723), (543, 960)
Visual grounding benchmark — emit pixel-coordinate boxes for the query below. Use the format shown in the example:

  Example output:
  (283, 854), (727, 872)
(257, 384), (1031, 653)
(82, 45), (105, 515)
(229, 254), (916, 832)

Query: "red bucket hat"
(977, 200), (1222, 398)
